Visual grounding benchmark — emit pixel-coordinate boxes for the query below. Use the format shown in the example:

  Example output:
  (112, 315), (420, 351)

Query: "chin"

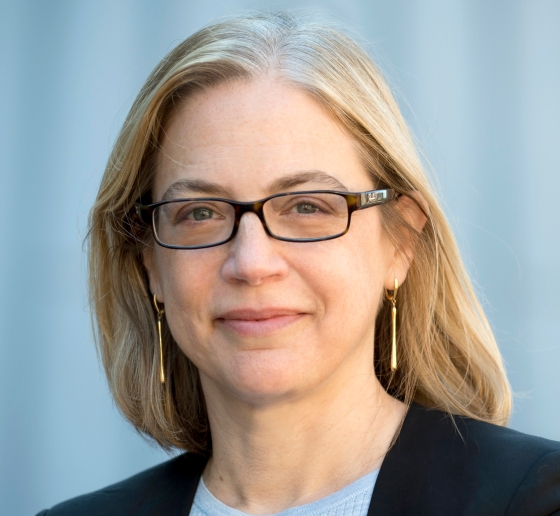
(224, 348), (312, 404)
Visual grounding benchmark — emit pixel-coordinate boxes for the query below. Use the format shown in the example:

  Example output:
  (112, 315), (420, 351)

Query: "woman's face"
(145, 79), (405, 405)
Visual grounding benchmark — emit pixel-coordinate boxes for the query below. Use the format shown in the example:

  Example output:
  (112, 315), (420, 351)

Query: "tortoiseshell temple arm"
(358, 189), (396, 209)
(135, 204), (153, 225)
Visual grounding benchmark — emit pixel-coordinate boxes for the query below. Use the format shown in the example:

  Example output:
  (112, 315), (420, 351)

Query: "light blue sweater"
(190, 468), (379, 516)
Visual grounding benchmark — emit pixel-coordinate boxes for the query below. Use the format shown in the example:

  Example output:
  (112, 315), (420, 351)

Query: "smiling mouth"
(216, 310), (306, 337)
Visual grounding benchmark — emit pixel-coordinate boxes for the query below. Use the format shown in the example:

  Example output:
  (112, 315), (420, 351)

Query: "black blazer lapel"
(367, 403), (472, 515)
(366, 403), (560, 516)
(147, 453), (208, 516)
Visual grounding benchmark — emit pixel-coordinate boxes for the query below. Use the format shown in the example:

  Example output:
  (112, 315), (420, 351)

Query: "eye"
(274, 196), (335, 216)
(296, 202), (319, 214)
(190, 207), (214, 220)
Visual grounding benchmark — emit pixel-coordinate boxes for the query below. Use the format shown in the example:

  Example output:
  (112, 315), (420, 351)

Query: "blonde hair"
(88, 12), (511, 454)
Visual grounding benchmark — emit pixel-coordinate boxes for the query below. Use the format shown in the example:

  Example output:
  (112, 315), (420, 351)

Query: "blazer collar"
(367, 402), (457, 515)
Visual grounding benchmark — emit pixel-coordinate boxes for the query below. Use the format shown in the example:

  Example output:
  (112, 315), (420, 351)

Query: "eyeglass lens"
(153, 193), (350, 247)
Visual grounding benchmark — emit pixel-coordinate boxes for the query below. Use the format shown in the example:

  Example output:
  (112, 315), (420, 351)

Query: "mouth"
(215, 308), (307, 337)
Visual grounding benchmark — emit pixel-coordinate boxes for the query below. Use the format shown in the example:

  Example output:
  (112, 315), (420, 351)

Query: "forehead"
(154, 78), (371, 201)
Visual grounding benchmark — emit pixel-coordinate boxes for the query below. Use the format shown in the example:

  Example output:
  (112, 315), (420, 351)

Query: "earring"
(385, 279), (399, 372)
(153, 294), (165, 384)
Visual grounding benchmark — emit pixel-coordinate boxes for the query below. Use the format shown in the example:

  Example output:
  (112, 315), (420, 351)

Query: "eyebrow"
(159, 170), (349, 202)
(269, 171), (349, 192)
(160, 179), (230, 201)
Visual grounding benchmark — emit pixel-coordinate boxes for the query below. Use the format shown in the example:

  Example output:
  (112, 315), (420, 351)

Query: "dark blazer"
(36, 404), (560, 515)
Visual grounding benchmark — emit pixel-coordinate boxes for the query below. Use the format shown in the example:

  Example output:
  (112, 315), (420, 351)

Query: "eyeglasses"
(135, 188), (396, 250)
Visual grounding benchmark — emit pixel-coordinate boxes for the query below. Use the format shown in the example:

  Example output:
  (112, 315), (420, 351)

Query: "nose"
(221, 212), (289, 286)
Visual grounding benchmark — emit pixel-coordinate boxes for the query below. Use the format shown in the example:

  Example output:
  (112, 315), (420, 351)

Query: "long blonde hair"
(88, 12), (511, 454)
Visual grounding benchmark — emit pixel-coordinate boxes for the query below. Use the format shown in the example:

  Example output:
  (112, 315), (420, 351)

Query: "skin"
(144, 78), (426, 514)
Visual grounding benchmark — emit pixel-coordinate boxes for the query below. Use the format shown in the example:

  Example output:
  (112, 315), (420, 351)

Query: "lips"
(215, 308), (307, 337)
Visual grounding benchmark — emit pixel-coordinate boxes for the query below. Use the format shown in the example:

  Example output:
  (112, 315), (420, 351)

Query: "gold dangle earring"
(385, 279), (399, 372)
(153, 294), (165, 384)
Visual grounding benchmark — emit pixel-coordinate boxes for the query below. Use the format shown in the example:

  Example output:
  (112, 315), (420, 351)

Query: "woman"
(37, 12), (560, 516)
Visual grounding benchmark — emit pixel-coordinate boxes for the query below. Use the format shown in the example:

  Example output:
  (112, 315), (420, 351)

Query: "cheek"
(316, 217), (388, 309)
(291, 236), (387, 345)
(155, 248), (223, 345)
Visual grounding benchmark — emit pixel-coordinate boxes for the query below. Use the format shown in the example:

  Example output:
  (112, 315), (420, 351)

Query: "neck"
(200, 350), (406, 515)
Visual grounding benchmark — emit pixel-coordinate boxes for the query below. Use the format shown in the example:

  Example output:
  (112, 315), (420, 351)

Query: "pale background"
(1, 1), (559, 515)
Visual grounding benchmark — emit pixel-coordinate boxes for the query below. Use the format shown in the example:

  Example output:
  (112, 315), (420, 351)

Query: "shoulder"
(407, 402), (560, 463)
(35, 453), (207, 516)
(371, 403), (560, 515)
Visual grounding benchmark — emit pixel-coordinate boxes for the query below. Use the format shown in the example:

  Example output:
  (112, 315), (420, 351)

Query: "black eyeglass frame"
(135, 188), (396, 250)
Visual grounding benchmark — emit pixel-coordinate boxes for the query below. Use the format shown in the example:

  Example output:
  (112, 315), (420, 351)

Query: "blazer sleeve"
(506, 450), (560, 515)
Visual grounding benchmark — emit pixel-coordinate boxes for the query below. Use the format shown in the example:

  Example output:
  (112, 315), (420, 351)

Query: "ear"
(384, 191), (428, 290)
(142, 246), (164, 303)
